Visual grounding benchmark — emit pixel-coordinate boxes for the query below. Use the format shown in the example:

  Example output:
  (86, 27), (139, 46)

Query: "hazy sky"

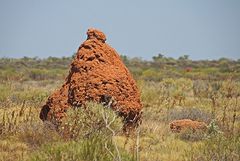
(0, 0), (240, 60)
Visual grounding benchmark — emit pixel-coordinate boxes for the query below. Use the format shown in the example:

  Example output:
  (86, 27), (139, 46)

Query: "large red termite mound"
(40, 28), (142, 129)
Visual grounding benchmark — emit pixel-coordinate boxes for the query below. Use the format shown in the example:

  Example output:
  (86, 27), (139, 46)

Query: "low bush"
(59, 102), (123, 140)
(30, 102), (133, 161)
(167, 107), (211, 123)
(183, 134), (240, 161)
(29, 135), (134, 161)
(176, 128), (206, 142)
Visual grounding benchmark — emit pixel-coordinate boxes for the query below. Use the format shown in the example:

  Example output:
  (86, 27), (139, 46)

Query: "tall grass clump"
(183, 134), (240, 161)
(30, 102), (134, 161)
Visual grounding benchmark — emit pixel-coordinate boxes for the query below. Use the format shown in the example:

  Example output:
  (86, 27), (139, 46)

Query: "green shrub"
(142, 68), (161, 81)
(30, 102), (133, 161)
(0, 83), (11, 102)
(10, 89), (48, 104)
(59, 102), (123, 140)
(177, 128), (206, 142)
(29, 136), (133, 161)
(0, 68), (23, 81)
(17, 122), (60, 148)
(183, 134), (240, 161)
(167, 107), (211, 123)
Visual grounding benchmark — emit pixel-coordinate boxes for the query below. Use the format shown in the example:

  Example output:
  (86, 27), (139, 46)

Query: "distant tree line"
(0, 53), (239, 82)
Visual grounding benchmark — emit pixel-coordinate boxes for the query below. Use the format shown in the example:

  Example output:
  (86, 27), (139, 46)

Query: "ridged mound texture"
(40, 28), (142, 130)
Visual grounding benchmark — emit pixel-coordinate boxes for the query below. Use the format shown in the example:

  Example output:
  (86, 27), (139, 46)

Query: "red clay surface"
(40, 28), (142, 128)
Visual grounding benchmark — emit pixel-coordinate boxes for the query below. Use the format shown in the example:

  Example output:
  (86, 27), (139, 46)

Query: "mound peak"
(87, 28), (106, 42)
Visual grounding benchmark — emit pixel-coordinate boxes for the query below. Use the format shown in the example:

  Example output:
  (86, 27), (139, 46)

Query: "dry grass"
(0, 79), (239, 161)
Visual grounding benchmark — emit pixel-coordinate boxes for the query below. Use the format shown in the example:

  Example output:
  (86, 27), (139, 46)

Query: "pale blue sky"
(0, 0), (240, 60)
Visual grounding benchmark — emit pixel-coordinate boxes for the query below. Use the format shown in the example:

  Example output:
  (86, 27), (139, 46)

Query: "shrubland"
(0, 55), (239, 161)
